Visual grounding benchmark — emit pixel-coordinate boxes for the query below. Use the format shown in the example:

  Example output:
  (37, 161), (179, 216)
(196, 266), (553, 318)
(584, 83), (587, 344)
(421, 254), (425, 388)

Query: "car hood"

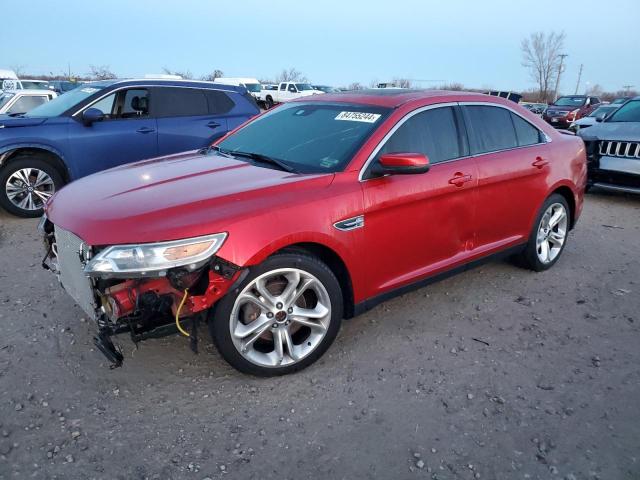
(46, 150), (334, 246)
(578, 121), (640, 142)
(0, 115), (48, 128)
(575, 117), (596, 126)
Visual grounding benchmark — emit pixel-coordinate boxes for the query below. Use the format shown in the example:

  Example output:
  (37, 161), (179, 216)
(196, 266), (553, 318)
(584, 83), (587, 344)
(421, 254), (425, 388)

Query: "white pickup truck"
(260, 82), (323, 108)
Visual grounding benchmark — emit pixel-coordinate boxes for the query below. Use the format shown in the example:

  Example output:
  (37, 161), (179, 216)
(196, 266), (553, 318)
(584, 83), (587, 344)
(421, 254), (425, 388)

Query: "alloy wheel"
(5, 168), (55, 212)
(536, 202), (568, 264)
(229, 268), (332, 368)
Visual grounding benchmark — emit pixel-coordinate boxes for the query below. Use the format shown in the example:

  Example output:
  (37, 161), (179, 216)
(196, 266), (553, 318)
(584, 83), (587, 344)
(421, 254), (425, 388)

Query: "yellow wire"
(175, 289), (190, 337)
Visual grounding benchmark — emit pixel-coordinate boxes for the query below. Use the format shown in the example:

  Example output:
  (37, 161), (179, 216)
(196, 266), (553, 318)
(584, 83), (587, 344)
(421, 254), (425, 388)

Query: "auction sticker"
(335, 111), (381, 123)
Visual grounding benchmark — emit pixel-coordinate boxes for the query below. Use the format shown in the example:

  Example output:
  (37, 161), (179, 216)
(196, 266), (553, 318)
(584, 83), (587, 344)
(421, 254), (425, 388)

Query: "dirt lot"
(0, 191), (639, 480)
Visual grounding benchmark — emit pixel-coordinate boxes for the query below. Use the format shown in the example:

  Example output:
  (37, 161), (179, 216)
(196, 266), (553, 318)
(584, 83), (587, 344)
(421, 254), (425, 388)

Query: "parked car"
(579, 96), (640, 194)
(312, 85), (340, 93)
(213, 77), (262, 102)
(520, 102), (547, 116)
(543, 95), (601, 129)
(21, 79), (51, 90)
(0, 89), (57, 115)
(41, 90), (586, 375)
(0, 79), (259, 217)
(568, 104), (620, 133)
(260, 82), (323, 108)
(49, 80), (82, 94)
(611, 96), (633, 105)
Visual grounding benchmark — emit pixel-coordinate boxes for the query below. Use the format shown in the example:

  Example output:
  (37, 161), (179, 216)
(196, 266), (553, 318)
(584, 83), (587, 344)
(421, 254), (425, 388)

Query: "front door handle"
(136, 126), (155, 134)
(532, 157), (549, 169)
(206, 121), (221, 129)
(448, 172), (473, 187)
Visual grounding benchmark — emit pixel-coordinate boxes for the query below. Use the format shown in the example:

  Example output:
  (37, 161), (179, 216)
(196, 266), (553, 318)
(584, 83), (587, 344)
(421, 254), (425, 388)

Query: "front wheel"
(0, 156), (63, 217)
(519, 194), (571, 272)
(209, 252), (343, 376)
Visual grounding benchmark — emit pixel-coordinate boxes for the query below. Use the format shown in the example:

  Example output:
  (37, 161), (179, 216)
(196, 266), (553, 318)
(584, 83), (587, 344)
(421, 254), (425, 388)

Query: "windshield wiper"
(202, 145), (235, 158)
(230, 150), (297, 173)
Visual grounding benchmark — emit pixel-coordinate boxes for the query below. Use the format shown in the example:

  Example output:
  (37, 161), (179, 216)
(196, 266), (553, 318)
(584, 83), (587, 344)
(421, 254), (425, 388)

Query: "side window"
(205, 90), (235, 114)
(90, 93), (116, 116)
(120, 89), (149, 118)
(510, 113), (542, 147)
(591, 97), (600, 105)
(279, 83), (287, 91)
(153, 87), (207, 117)
(86, 89), (150, 120)
(464, 105), (518, 154)
(377, 107), (462, 165)
(288, 84), (297, 93)
(7, 95), (48, 114)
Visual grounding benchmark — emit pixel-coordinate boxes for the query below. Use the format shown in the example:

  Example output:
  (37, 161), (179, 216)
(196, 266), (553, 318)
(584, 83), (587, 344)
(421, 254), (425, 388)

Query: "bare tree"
(393, 78), (413, 88)
(88, 65), (117, 80)
(275, 68), (307, 83)
(161, 67), (193, 79)
(439, 82), (465, 91)
(347, 82), (364, 91)
(10, 64), (26, 77)
(201, 69), (224, 81)
(521, 31), (565, 103)
(585, 83), (604, 97)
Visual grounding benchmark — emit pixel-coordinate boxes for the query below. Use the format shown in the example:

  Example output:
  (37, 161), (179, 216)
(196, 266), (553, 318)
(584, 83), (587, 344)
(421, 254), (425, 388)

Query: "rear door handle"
(448, 173), (473, 187)
(532, 157), (549, 168)
(206, 121), (221, 129)
(136, 126), (155, 134)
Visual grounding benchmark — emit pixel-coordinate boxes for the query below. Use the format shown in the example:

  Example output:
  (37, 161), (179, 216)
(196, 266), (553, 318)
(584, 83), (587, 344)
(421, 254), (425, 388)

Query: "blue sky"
(5, 0), (639, 93)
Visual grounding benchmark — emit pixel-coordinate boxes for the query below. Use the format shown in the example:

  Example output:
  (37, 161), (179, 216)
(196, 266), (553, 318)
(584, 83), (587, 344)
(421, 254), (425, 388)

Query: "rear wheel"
(0, 156), (63, 217)
(520, 193), (570, 271)
(209, 252), (343, 376)
(265, 96), (274, 109)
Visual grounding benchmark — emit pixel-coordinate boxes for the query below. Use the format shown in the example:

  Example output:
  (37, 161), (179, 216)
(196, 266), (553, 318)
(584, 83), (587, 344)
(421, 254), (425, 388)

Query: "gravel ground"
(0, 191), (639, 480)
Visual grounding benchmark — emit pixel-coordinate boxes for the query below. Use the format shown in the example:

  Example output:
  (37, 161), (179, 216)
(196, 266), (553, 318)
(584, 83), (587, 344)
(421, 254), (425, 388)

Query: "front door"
(68, 88), (158, 178)
(361, 105), (478, 297)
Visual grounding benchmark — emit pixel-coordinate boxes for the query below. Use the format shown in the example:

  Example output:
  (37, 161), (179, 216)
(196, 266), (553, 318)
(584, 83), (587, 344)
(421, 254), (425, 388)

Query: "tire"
(209, 252), (343, 376)
(0, 155), (64, 218)
(265, 96), (273, 109)
(519, 193), (571, 272)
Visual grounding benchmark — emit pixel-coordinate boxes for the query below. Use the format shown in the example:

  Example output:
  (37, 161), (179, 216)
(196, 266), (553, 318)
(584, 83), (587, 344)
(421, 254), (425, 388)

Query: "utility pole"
(553, 54), (568, 102)
(574, 64), (583, 94)
(622, 85), (634, 95)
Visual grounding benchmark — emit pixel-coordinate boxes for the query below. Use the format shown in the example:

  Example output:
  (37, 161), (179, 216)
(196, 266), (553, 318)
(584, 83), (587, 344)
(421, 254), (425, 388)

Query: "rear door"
(461, 103), (551, 251)
(68, 87), (158, 178)
(361, 105), (478, 297)
(152, 87), (230, 156)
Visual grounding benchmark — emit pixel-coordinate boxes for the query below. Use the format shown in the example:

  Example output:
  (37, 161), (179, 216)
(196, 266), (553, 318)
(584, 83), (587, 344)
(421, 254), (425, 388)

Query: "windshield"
(295, 83), (314, 91)
(22, 81), (49, 90)
(553, 96), (586, 107)
(245, 83), (261, 93)
(216, 102), (391, 173)
(611, 98), (629, 104)
(0, 93), (15, 109)
(25, 85), (106, 117)
(607, 100), (640, 122)
(588, 106), (617, 118)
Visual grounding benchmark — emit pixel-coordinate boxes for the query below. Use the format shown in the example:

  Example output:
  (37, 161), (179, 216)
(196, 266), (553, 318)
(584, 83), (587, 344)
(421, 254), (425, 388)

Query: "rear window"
(464, 105), (519, 154)
(153, 87), (208, 117)
(607, 100), (640, 122)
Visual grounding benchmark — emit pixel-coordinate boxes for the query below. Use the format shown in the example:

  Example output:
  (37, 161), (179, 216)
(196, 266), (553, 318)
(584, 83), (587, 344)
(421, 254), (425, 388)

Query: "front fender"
(0, 142), (71, 178)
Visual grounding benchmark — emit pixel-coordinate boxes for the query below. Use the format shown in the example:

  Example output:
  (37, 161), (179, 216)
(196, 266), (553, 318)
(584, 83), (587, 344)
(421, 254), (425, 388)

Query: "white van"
(213, 77), (262, 100)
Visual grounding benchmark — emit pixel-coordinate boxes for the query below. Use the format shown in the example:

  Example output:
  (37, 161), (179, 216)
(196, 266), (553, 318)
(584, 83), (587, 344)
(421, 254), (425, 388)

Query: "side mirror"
(371, 153), (430, 177)
(82, 107), (105, 126)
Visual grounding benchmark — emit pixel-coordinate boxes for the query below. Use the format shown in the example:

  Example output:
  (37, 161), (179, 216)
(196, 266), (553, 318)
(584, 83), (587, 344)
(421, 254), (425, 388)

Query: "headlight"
(84, 233), (227, 277)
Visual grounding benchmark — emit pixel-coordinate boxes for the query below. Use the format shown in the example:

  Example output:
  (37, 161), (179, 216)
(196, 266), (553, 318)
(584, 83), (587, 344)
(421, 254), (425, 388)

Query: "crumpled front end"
(40, 216), (244, 368)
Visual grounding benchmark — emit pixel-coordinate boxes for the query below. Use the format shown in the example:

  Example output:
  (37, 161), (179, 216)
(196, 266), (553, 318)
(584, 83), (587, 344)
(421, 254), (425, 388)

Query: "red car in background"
(543, 95), (602, 129)
(41, 90), (586, 376)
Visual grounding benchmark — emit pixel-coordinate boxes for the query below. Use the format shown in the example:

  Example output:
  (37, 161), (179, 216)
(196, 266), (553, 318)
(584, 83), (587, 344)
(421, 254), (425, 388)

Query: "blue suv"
(0, 79), (259, 217)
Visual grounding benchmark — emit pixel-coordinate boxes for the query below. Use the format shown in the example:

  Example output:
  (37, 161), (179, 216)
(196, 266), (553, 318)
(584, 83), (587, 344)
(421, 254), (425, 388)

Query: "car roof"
(96, 78), (245, 93)
(2, 89), (53, 95)
(293, 89), (494, 108)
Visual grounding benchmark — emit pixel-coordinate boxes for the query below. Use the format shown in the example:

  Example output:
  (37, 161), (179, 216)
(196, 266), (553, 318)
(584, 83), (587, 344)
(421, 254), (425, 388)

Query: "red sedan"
(42, 90), (587, 376)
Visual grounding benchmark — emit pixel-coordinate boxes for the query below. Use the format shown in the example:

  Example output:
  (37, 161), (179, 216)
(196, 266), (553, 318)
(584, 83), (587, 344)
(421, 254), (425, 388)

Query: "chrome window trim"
(71, 84), (233, 117)
(358, 101), (551, 182)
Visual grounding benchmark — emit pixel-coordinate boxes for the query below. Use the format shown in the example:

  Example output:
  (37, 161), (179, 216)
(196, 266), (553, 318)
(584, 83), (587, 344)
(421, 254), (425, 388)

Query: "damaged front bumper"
(40, 217), (245, 368)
